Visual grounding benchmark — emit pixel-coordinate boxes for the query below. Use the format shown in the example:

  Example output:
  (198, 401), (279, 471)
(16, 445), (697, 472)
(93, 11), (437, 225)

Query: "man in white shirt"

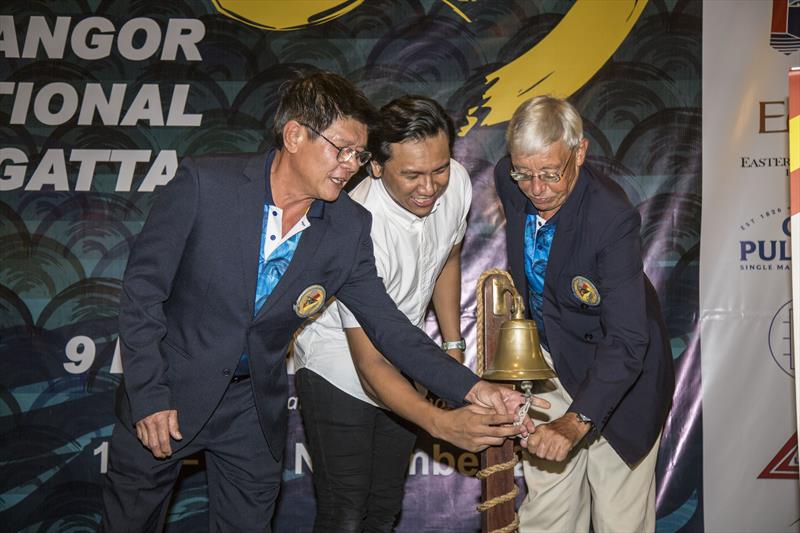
(293, 95), (538, 533)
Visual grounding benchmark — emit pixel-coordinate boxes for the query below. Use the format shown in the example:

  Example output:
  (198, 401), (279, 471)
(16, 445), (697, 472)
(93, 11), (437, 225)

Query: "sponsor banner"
(701, 2), (800, 532)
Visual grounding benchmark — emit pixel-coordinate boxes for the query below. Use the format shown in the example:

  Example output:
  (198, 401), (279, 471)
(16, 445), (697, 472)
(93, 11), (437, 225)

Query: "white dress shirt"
(293, 159), (472, 406)
(262, 204), (311, 258)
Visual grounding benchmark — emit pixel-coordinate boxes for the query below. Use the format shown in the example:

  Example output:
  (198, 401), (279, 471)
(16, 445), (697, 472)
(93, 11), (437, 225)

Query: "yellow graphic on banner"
(211, 0), (645, 133)
(441, 0), (471, 23)
(461, 0), (647, 135)
(212, 0), (363, 31)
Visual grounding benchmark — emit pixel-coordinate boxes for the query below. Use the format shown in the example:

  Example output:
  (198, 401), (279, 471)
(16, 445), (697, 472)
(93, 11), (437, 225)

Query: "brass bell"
(482, 296), (556, 382)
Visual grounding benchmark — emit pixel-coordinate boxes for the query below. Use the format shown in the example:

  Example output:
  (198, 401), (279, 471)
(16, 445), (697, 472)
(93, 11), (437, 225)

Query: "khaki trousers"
(519, 349), (660, 533)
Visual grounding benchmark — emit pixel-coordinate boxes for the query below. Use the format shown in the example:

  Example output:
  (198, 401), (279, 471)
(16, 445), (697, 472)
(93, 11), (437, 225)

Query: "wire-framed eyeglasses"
(302, 124), (372, 166)
(509, 147), (576, 183)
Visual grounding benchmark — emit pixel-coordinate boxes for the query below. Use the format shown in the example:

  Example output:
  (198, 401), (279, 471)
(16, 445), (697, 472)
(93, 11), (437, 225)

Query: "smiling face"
(296, 116), (369, 202)
(511, 138), (587, 220)
(371, 130), (451, 217)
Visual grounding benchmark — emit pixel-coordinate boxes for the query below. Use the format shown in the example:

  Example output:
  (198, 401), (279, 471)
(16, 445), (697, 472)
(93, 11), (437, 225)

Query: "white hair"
(505, 95), (583, 156)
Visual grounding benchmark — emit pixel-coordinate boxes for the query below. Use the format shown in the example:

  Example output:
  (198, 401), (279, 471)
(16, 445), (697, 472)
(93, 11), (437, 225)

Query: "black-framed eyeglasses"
(510, 147), (576, 183)
(301, 124), (372, 166)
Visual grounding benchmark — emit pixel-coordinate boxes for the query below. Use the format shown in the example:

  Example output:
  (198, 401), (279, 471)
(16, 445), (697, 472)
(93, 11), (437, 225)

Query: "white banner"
(701, 2), (799, 532)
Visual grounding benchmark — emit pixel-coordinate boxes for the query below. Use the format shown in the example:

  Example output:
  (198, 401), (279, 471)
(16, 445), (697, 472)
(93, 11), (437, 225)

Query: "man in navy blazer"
(100, 72), (524, 532)
(494, 96), (674, 532)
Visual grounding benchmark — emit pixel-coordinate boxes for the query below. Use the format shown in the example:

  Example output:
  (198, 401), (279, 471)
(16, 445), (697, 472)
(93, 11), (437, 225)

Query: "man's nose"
(340, 156), (360, 174)
(417, 175), (435, 196)
(522, 176), (545, 196)
(528, 176), (546, 196)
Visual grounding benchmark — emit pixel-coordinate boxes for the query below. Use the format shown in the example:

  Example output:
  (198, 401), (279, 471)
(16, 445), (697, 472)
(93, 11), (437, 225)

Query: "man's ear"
(369, 160), (383, 178)
(282, 120), (305, 154)
(575, 138), (589, 167)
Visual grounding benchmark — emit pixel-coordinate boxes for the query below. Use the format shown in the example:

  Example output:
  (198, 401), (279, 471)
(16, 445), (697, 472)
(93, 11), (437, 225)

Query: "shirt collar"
(265, 147), (325, 220)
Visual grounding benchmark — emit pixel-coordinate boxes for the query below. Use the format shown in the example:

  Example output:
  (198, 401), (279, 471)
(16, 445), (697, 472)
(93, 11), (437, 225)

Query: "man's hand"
(465, 380), (520, 415)
(465, 380), (550, 415)
(429, 404), (523, 452)
(135, 409), (183, 459)
(519, 414), (538, 448)
(526, 412), (591, 462)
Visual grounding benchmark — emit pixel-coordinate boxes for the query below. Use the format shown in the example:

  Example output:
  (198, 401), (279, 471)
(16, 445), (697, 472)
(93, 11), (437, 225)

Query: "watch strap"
(441, 338), (466, 350)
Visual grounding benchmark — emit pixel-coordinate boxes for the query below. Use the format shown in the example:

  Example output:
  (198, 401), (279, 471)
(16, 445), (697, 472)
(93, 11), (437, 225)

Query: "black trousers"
(100, 378), (282, 532)
(296, 369), (418, 533)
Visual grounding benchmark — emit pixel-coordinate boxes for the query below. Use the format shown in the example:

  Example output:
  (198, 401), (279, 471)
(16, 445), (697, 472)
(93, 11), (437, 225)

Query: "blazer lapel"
(497, 161), (531, 301)
(254, 210), (329, 321)
(238, 153), (270, 319)
(544, 170), (589, 289)
(507, 197), (528, 299)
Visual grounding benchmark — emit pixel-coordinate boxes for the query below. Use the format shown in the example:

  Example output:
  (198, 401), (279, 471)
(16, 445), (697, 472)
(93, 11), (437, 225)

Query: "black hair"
(368, 95), (455, 166)
(273, 71), (376, 148)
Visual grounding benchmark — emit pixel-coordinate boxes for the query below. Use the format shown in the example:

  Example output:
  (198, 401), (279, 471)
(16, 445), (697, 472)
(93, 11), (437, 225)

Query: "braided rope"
(476, 484), (519, 512)
(489, 514), (520, 533)
(475, 454), (518, 479)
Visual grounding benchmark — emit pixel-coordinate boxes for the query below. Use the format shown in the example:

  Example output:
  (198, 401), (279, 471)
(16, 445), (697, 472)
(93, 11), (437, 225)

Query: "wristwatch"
(441, 338), (466, 351)
(573, 411), (593, 426)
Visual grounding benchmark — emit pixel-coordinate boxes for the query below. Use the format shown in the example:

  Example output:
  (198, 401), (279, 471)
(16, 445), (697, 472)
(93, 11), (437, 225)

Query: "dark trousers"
(296, 369), (418, 533)
(100, 378), (282, 532)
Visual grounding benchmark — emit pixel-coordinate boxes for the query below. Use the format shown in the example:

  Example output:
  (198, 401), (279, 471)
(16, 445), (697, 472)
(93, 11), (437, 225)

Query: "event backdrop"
(0, 0), (786, 532)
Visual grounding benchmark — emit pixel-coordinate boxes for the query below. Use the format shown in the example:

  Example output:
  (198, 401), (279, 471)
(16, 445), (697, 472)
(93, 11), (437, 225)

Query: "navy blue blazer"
(494, 156), (674, 465)
(117, 150), (479, 460)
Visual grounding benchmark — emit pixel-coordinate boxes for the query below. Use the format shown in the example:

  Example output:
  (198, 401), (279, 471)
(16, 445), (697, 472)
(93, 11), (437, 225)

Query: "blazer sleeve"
(568, 207), (650, 429)
(336, 215), (479, 404)
(118, 157), (199, 424)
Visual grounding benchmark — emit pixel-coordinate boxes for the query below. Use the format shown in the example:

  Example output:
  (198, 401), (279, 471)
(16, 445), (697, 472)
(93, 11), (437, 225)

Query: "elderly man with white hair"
(494, 95), (675, 533)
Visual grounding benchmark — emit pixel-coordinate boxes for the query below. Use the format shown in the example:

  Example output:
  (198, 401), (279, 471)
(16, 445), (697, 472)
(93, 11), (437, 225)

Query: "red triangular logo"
(758, 433), (799, 479)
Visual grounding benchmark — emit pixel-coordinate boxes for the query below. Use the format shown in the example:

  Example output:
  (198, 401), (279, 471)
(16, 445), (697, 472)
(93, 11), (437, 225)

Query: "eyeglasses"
(510, 148), (576, 183)
(301, 124), (372, 166)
